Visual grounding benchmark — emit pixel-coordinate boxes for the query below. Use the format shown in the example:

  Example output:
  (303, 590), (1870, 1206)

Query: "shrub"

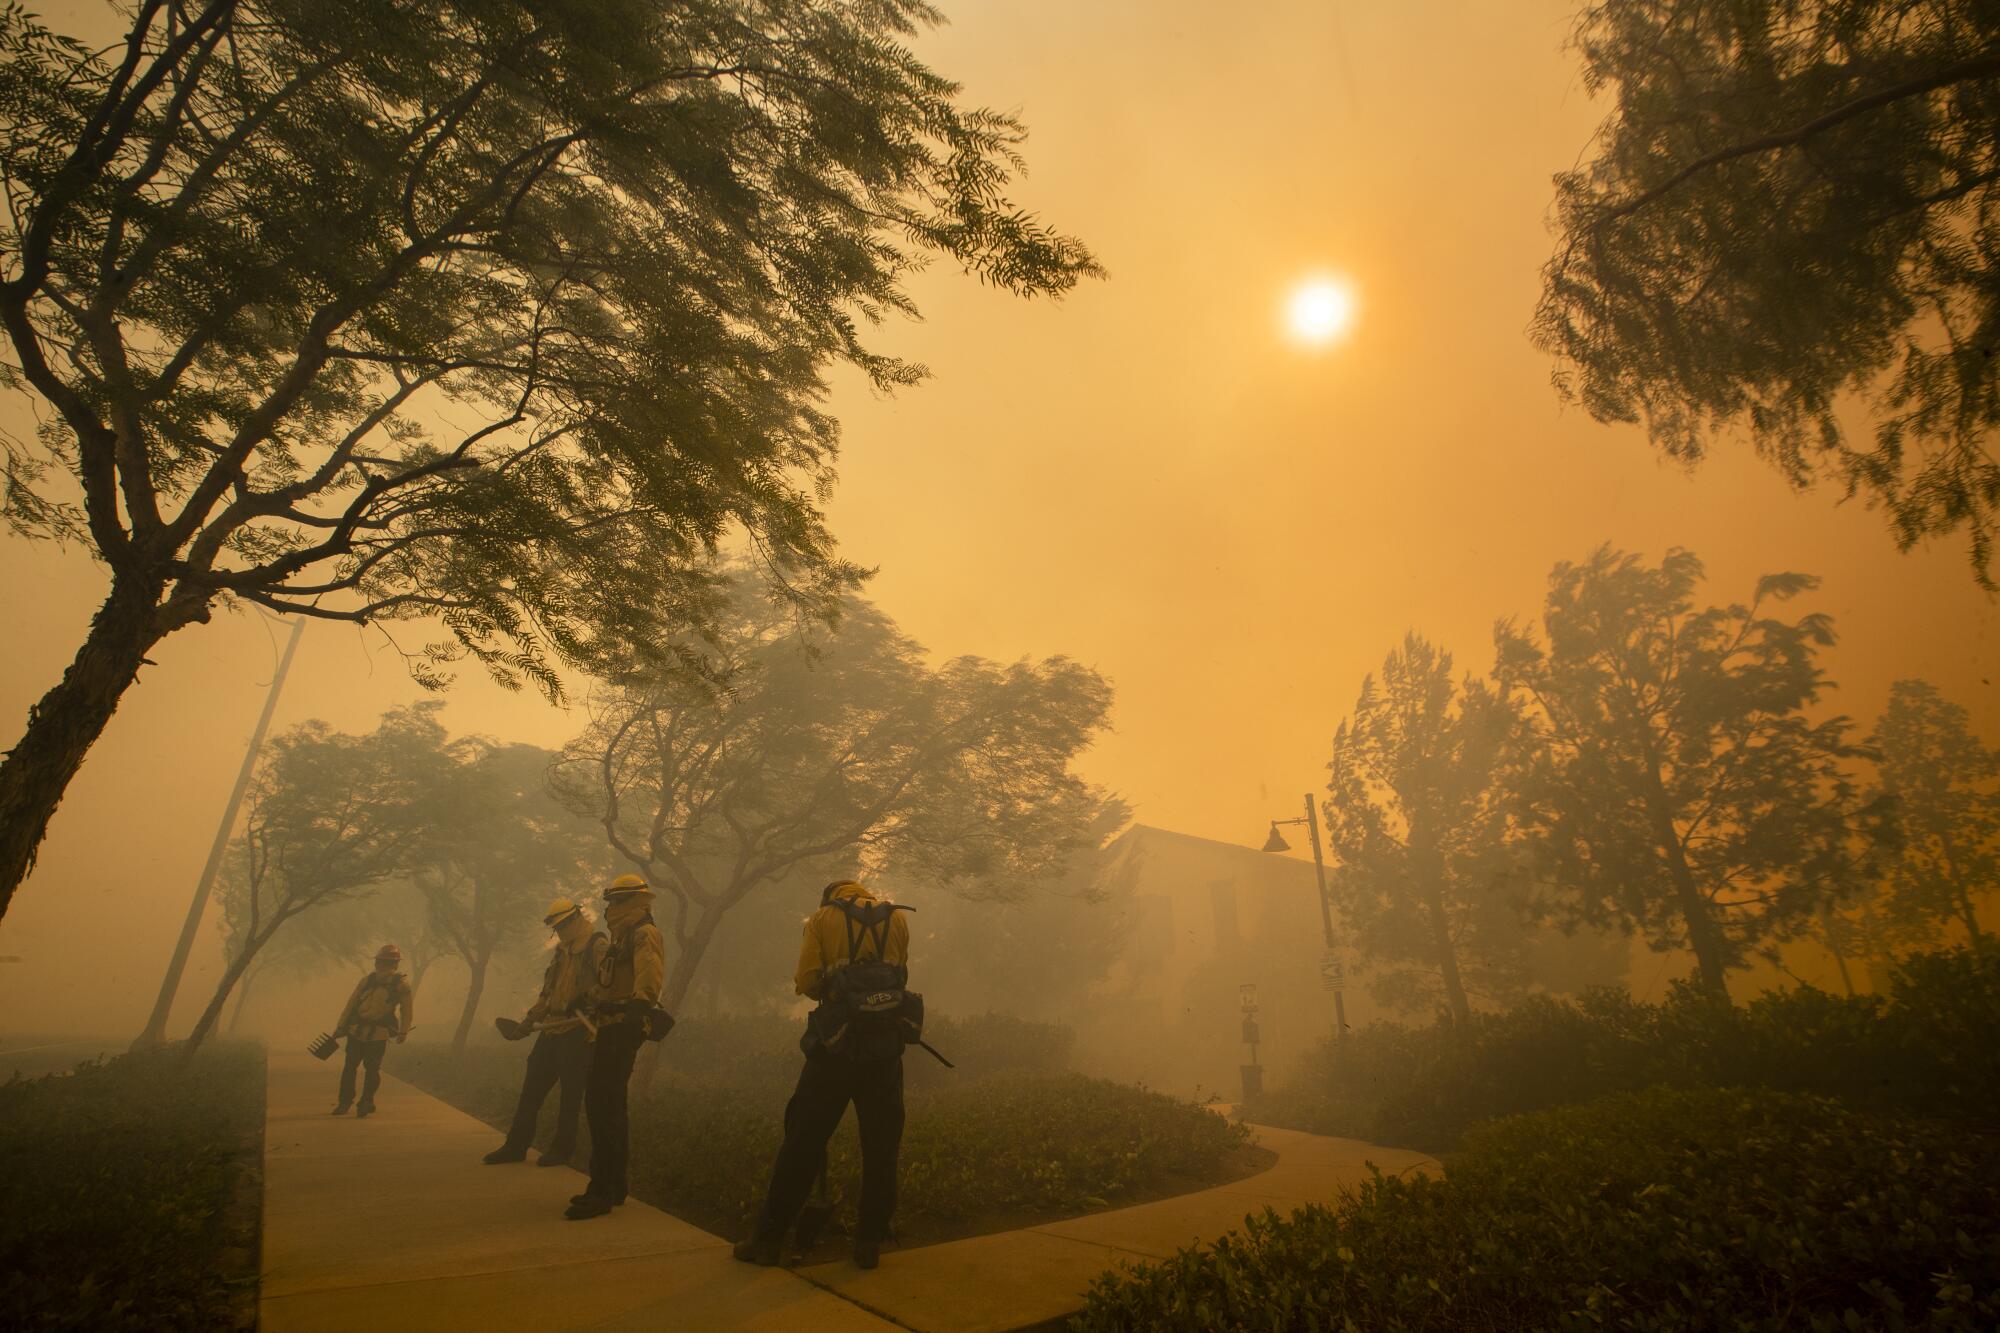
(1253, 947), (2000, 1150)
(398, 1025), (1249, 1244)
(0, 1043), (264, 1331)
(1073, 1086), (2000, 1332)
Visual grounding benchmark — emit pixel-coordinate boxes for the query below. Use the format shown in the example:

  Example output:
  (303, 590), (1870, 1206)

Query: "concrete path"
(797, 1125), (1440, 1332)
(258, 1052), (896, 1332)
(259, 1051), (1438, 1333)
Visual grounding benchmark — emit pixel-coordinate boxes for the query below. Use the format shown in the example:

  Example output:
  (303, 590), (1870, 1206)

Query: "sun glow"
(1285, 276), (1357, 347)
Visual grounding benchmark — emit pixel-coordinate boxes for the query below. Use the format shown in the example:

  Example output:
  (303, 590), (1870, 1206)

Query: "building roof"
(1107, 822), (1321, 884)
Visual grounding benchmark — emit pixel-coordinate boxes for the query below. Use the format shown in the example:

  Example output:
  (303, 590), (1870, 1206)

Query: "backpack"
(807, 898), (923, 1062)
(354, 973), (400, 1024)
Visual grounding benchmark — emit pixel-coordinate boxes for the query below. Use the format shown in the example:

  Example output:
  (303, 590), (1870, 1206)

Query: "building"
(1074, 824), (1381, 1099)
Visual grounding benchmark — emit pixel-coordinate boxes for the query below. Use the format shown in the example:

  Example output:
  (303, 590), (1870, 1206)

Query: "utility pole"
(134, 617), (304, 1046)
(1262, 792), (1349, 1042)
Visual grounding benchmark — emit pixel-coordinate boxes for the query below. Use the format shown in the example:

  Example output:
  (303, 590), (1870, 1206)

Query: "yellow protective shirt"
(526, 932), (606, 1024)
(338, 970), (413, 1043)
(794, 883), (910, 1000)
(593, 900), (664, 1022)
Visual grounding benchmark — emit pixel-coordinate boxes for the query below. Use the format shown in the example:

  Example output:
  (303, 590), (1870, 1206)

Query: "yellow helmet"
(543, 898), (582, 927)
(605, 873), (651, 899)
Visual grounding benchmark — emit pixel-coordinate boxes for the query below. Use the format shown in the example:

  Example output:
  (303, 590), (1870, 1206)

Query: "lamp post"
(1239, 983), (1263, 1101)
(1262, 792), (1348, 1041)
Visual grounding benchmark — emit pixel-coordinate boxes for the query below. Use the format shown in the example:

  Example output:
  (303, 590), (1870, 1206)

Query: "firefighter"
(331, 943), (413, 1118)
(564, 874), (665, 1220)
(484, 898), (605, 1167)
(734, 879), (912, 1270)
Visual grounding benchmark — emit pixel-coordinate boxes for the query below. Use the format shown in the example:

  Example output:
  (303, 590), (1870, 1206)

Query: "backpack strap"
(829, 898), (911, 968)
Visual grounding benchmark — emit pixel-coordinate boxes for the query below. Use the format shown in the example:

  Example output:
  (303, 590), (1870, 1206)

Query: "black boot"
(853, 1238), (880, 1270)
(564, 1196), (615, 1220)
(535, 1150), (571, 1168)
(356, 1103), (375, 1119)
(330, 1103), (351, 1116)
(483, 1146), (526, 1164)
(732, 1236), (782, 1266)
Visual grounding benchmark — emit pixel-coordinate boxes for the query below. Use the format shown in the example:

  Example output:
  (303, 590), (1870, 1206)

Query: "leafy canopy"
(1495, 547), (1869, 999)
(1535, 0), (2000, 584)
(553, 578), (1114, 1003)
(0, 0), (1099, 687)
(1870, 677), (1999, 948)
(1323, 634), (1528, 1023)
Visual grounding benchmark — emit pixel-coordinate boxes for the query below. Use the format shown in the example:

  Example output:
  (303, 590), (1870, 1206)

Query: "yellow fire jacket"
(526, 932), (606, 1025)
(591, 900), (664, 1024)
(338, 970), (413, 1043)
(794, 883), (910, 1000)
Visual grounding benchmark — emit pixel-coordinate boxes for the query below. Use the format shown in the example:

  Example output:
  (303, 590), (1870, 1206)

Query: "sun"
(1285, 277), (1357, 347)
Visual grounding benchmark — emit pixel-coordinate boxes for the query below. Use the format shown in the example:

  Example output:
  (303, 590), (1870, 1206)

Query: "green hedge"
(1254, 947), (2000, 1150)
(398, 1013), (1243, 1242)
(1073, 1086), (2000, 1332)
(0, 1043), (265, 1331)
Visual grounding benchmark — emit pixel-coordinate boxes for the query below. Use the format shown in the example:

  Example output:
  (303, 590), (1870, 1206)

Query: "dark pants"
(582, 1023), (645, 1202)
(755, 1053), (905, 1244)
(338, 1038), (386, 1109)
(504, 1028), (593, 1157)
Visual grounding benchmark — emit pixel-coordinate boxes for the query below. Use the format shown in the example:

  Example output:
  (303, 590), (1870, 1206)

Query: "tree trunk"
(183, 936), (266, 1058)
(1676, 880), (1732, 1003)
(452, 952), (488, 1053)
(226, 961), (262, 1034)
(662, 909), (726, 1015)
(0, 580), (168, 919)
(1952, 882), (1989, 955)
(1424, 890), (1472, 1029)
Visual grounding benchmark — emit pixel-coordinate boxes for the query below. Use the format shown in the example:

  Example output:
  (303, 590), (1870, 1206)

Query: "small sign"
(1238, 983), (1259, 1014)
(1319, 952), (1344, 990)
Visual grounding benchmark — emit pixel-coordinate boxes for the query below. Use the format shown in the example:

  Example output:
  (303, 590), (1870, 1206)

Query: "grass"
(0, 1041), (265, 1332)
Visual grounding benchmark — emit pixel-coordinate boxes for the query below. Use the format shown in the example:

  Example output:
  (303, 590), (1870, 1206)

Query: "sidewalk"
(260, 1051), (1438, 1333)
(798, 1124), (1439, 1332)
(258, 1051), (896, 1332)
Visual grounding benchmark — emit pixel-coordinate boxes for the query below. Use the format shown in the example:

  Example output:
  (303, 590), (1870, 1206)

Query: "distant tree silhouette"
(1496, 547), (1872, 1002)
(184, 704), (445, 1053)
(1322, 635), (1525, 1028)
(552, 582), (1113, 1013)
(411, 740), (603, 1052)
(1871, 679), (2000, 953)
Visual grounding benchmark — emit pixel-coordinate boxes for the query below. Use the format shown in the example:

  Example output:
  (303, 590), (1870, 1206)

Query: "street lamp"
(1263, 792), (1348, 1041)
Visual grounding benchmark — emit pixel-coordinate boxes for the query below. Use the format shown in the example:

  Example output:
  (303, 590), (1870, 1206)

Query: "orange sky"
(2, 0), (1994, 1032)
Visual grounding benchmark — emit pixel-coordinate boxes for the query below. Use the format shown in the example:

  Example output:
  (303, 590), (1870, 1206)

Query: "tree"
(224, 878), (446, 1033)
(0, 0), (1100, 919)
(183, 702), (442, 1052)
(1322, 634), (1525, 1028)
(1534, 1), (2000, 585)
(414, 738), (602, 1051)
(1871, 678), (2000, 952)
(553, 585), (1113, 1013)
(1494, 547), (1869, 1002)
(222, 868), (377, 1033)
